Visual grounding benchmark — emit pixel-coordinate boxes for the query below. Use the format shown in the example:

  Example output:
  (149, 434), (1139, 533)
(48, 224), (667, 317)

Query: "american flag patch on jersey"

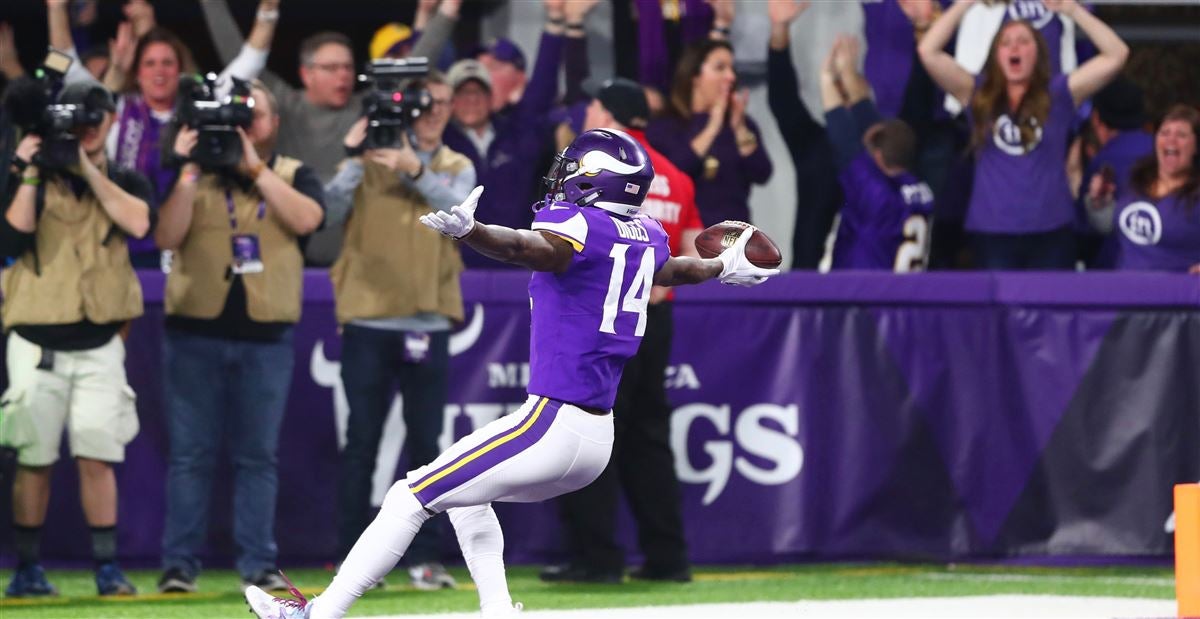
(624, 183), (639, 194)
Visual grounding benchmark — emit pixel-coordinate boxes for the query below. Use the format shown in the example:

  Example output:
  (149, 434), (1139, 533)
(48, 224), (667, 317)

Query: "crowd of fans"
(0, 0), (1198, 602)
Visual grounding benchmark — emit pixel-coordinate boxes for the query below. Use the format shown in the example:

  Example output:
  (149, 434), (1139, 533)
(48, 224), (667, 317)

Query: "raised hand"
(717, 227), (780, 286)
(421, 185), (483, 239)
(110, 21), (136, 75)
(544, 0), (566, 22)
(1085, 167), (1116, 207)
(0, 22), (22, 78)
(707, 0), (736, 28)
(834, 34), (861, 76)
(767, 0), (809, 27)
(564, 0), (602, 24)
(1043, 0), (1080, 15)
(439, 0), (463, 17)
(123, 0), (157, 38)
(708, 82), (731, 128)
(729, 88), (749, 132)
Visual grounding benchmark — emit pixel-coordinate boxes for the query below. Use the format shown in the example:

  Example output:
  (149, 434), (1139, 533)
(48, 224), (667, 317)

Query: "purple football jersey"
(966, 73), (1076, 234)
(832, 154), (935, 272)
(1114, 192), (1200, 272)
(526, 201), (671, 409)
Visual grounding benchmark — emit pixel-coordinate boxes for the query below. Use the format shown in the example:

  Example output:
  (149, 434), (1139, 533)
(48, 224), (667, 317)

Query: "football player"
(244, 128), (777, 619)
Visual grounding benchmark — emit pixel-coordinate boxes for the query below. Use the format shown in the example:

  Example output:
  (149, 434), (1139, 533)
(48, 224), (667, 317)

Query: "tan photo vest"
(164, 156), (305, 323)
(331, 147), (468, 325)
(2, 174), (143, 329)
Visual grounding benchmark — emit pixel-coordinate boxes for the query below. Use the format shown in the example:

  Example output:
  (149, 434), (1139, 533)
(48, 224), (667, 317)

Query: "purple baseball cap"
(475, 37), (527, 72)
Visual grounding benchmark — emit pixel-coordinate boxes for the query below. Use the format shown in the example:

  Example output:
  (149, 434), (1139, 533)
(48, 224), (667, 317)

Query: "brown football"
(694, 221), (783, 269)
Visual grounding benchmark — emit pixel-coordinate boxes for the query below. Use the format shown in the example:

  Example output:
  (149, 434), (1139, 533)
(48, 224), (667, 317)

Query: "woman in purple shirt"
(918, 0), (1127, 270)
(1088, 105), (1200, 273)
(646, 39), (772, 227)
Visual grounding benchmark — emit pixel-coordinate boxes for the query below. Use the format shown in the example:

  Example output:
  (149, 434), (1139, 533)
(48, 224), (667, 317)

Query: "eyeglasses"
(309, 62), (354, 74)
(430, 98), (451, 109)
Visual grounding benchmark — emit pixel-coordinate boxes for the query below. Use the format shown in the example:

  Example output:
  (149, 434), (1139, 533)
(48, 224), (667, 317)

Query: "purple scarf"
(114, 94), (172, 261)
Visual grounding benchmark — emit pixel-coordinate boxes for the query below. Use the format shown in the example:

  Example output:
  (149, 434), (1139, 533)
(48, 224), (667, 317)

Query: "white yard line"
(371, 596), (1176, 619)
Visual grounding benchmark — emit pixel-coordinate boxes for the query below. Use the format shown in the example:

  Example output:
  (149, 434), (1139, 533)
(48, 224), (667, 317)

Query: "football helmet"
(542, 128), (654, 217)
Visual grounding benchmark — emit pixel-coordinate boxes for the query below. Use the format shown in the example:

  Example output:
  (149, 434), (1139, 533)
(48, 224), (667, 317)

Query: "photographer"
(1, 81), (150, 597)
(201, 0), (462, 266)
(323, 71), (473, 590)
(153, 80), (323, 594)
(49, 0), (280, 267)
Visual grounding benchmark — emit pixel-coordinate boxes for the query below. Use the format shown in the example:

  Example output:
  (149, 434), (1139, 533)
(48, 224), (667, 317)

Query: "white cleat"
(244, 572), (310, 619)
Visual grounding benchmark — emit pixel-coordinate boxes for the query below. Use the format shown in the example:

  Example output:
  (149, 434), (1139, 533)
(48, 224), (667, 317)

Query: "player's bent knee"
(380, 481), (431, 522)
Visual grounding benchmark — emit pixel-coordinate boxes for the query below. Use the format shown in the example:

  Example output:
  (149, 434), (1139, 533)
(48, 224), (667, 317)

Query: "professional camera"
(174, 73), (255, 169)
(358, 57), (432, 150)
(2, 49), (108, 170)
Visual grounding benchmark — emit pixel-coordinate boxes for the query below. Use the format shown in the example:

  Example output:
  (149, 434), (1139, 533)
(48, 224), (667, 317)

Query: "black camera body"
(175, 73), (255, 169)
(359, 57), (432, 150)
(2, 49), (104, 170)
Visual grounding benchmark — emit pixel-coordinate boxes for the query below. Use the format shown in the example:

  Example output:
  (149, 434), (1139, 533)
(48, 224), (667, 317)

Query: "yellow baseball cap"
(369, 22), (415, 60)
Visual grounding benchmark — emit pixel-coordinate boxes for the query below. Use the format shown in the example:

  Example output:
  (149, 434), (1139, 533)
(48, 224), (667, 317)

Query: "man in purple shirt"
(441, 1), (568, 268)
(244, 130), (777, 619)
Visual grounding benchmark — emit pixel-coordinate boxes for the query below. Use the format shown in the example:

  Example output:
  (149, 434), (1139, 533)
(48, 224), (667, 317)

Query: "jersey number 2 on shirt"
(600, 244), (656, 337)
(894, 215), (930, 273)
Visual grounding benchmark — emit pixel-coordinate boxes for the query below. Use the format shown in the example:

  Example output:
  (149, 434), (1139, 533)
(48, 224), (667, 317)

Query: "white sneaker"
(245, 581), (309, 619)
(408, 562), (457, 590)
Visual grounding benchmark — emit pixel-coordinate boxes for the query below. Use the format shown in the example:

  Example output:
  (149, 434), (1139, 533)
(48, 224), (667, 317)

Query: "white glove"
(717, 226), (781, 287)
(420, 185), (484, 239)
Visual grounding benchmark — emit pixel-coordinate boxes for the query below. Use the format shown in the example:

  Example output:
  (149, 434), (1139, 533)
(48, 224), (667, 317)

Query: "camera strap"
(224, 189), (266, 230)
(31, 181), (47, 276)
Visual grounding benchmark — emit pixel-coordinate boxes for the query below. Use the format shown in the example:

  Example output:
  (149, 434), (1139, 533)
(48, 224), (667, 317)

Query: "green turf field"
(0, 563), (1176, 619)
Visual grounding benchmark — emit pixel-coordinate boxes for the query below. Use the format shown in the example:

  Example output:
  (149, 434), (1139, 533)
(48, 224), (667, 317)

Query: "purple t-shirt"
(833, 153), (934, 271)
(1114, 192), (1200, 272)
(966, 73), (1075, 234)
(526, 201), (670, 409)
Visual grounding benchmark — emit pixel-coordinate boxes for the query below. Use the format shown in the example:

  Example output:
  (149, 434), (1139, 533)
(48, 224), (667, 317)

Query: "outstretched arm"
(419, 186), (575, 272)
(411, 0), (461, 62)
(654, 256), (722, 286)
(1049, 0), (1128, 105)
(656, 226), (780, 287)
(462, 225), (575, 273)
(917, 0), (975, 106)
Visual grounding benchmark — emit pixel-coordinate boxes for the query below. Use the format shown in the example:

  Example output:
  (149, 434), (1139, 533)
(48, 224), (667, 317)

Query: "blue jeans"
(971, 226), (1077, 271)
(160, 328), (294, 579)
(337, 325), (449, 564)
